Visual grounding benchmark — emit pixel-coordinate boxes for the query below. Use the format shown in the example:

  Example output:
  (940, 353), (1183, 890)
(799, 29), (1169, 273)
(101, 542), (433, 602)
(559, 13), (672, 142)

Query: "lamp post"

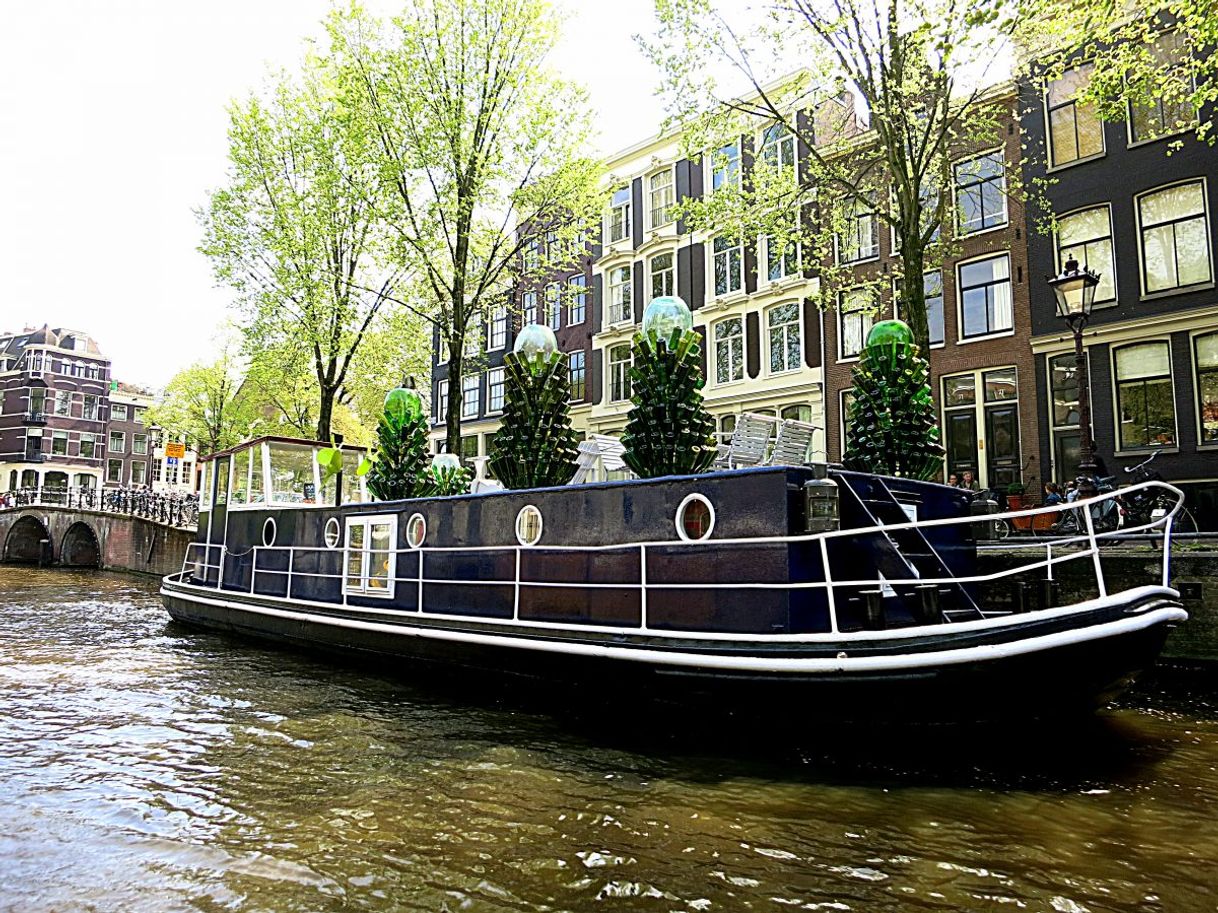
(1047, 256), (1101, 495)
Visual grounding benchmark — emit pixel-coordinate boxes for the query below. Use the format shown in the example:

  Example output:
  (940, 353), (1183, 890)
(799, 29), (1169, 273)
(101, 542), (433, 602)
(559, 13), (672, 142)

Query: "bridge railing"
(0, 486), (199, 530)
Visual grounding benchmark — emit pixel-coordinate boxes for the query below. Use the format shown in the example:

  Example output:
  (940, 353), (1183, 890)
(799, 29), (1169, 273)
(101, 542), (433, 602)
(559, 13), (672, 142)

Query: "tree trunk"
(445, 343), (463, 456)
(898, 233), (931, 356)
(316, 388), (334, 442)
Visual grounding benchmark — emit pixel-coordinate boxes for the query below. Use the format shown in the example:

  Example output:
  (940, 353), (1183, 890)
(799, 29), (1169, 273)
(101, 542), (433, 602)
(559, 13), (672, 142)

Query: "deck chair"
(715, 412), (778, 469)
(769, 418), (820, 466)
(569, 434), (633, 483)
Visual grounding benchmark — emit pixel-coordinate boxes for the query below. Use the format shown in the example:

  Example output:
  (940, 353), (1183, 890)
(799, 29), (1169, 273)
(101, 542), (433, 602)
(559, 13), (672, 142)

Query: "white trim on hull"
(160, 578), (1185, 677)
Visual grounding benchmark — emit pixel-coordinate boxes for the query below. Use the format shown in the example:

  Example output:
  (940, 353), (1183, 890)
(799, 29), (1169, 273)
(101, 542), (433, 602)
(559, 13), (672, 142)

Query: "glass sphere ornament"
(513, 323), (558, 360)
(383, 387), (423, 427)
(642, 295), (693, 341)
(431, 453), (462, 472)
(866, 319), (915, 348)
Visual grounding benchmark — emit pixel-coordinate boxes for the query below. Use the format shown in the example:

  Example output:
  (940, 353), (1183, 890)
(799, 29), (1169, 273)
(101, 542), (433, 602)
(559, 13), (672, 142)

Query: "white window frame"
(489, 306), (508, 350)
(709, 140), (741, 192)
(955, 252), (1014, 342)
(608, 266), (633, 325)
(648, 167), (675, 229)
(344, 514), (398, 599)
(609, 344), (632, 402)
(568, 349), (586, 402)
(839, 288), (875, 361)
(762, 233), (800, 284)
(606, 187), (632, 245)
(953, 148), (1008, 236)
(1111, 340), (1179, 452)
(713, 316), (745, 385)
(487, 367), (505, 414)
(436, 379), (449, 423)
(837, 198), (878, 264)
(1134, 178), (1213, 296)
(892, 270), (946, 348)
(109, 430), (125, 452)
(759, 122), (796, 174)
(649, 252), (675, 300)
(765, 301), (802, 375)
(545, 282), (562, 330)
(567, 275), (587, 324)
(1044, 63), (1105, 169)
(712, 236), (744, 298)
(522, 290), (538, 325)
(461, 375), (479, 419)
(1125, 31), (1199, 147)
(1055, 203), (1118, 306)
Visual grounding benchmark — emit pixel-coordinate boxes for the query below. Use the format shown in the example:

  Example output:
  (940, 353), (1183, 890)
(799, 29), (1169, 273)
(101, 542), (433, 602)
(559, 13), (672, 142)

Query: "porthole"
(406, 513), (427, 549)
(675, 493), (715, 542)
(515, 505), (543, 547)
(262, 517), (277, 547)
(324, 517), (341, 549)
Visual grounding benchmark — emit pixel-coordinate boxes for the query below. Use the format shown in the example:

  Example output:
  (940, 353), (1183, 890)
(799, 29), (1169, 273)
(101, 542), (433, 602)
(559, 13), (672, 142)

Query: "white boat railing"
(174, 480), (1185, 639)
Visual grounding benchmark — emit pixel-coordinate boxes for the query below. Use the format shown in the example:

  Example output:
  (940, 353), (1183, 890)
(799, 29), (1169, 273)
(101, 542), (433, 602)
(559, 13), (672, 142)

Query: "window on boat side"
(345, 516), (397, 597)
(231, 447), (250, 506)
(269, 442), (319, 505)
(676, 494), (715, 541)
(214, 456), (230, 506)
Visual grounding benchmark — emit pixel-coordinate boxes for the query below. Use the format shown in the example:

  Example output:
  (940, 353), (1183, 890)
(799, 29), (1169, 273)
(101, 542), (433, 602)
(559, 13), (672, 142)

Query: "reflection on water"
(1, 567), (1216, 912)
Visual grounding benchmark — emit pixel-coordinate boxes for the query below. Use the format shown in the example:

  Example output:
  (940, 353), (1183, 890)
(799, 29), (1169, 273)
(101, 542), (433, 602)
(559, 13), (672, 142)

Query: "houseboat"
(160, 435), (1187, 721)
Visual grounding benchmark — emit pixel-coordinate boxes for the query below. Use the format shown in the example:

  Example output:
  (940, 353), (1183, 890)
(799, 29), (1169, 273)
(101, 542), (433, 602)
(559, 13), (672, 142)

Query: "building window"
(568, 275), (586, 324)
(107, 459), (123, 483)
(460, 435), (479, 461)
(546, 283), (562, 330)
(1137, 180), (1212, 294)
(606, 186), (632, 244)
(650, 253), (674, 299)
(133, 433), (147, 455)
(840, 389), (856, 452)
(51, 431), (68, 455)
(609, 266), (633, 324)
(79, 433), (97, 459)
(134, 407), (146, 425)
(766, 302), (801, 374)
(942, 367), (1021, 488)
(609, 344), (632, 402)
(1057, 206), (1116, 303)
(109, 430), (125, 452)
(569, 350), (586, 401)
(55, 390), (71, 416)
(958, 253), (1013, 339)
(489, 307), (508, 350)
(839, 198), (877, 262)
(648, 168), (675, 229)
(1129, 32), (1198, 143)
(954, 151), (1007, 234)
(894, 271), (945, 347)
(523, 239), (540, 272)
(839, 288), (874, 359)
(522, 290), (537, 325)
(111, 403), (128, 421)
(545, 229), (559, 259)
(464, 316), (482, 358)
(487, 368), (505, 413)
(82, 394), (98, 420)
(28, 387), (45, 418)
(182, 461), (192, 486)
(1046, 64), (1103, 166)
(131, 461), (146, 485)
(344, 516), (397, 597)
(1114, 342), (1176, 449)
(713, 236), (743, 297)
(713, 317), (744, 384)
(760, 122), (796, 172)
(436, 379), (449, 423)
(1195, 333), (1218, 444)
(764, 234), (799, 282)
(711, 140), (741, 191)
(461, 375), (479, 419)
(1048, 352), (1085, 482)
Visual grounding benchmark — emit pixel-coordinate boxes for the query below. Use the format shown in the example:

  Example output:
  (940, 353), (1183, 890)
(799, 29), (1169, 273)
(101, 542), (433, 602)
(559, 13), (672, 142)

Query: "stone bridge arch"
(4, 514), (53, 564)
(61, 521), (101, 568)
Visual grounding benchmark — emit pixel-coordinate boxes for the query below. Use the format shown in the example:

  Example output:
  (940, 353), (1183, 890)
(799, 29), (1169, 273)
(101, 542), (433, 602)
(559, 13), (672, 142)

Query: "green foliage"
(488, 351), (580, 489)
(365, 389), (431, 501)
(621, 329), (717, 478)
(843, 324), (944, 481)
(147, 339), (258, 457)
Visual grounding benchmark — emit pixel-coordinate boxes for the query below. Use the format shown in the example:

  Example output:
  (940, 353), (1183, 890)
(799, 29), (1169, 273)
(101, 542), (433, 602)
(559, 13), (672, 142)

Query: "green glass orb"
(384, 387), (423, 427)
(867, 319), (914, 348)
(431, 453), (461, 473)
(513, 323), (558, 360)
(642, 295), (693, 340)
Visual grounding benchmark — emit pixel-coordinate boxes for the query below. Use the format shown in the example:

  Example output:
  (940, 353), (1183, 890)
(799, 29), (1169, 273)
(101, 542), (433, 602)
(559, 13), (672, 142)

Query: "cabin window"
(406, 513), (427, 549)
(232, 448), (250, 505)
(324, 518), (341, 549)
(515, 505), (543, 547)
(345, 515), (397, 597)
(250, 445), (266, 503)
(199, 463), (211, 511)
(269, 442), (318, 505)
(676, 494), (715, 541)
(214, 456), (230, 506)
(262, 518), (277, 547)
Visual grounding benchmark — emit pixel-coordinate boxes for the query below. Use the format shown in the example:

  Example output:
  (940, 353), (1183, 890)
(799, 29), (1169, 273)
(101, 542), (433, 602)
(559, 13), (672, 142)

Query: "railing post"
(286, 548), (295, 600)
(1083, 500), (1107, 599)
(417, 548), (424, 613)
(251, 547), (258, 594)
(513, 548), (521, 621)
(1162, 515), (1174, 589)
(819, 537), (838, 633)
(639, 544), (648, 630)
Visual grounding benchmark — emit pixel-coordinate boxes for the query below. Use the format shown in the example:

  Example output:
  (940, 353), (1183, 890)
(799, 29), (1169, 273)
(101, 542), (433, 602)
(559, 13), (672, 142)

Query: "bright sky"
(0, 0), (668, 387)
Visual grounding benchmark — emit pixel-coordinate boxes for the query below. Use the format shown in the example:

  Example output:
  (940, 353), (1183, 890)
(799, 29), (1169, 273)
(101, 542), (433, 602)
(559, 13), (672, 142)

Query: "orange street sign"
(165, 442), (186, 459)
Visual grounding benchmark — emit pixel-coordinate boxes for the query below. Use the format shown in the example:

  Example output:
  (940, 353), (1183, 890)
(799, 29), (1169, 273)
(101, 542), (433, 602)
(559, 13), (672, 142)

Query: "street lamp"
(1047, 256), (1101, 495)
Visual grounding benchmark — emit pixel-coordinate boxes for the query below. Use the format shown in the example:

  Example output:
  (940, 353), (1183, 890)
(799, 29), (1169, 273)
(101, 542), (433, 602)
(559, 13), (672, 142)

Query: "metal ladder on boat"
(837, 475), (985, 623)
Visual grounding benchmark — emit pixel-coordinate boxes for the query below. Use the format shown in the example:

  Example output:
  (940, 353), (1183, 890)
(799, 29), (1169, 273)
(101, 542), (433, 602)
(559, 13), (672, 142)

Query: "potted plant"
(1006, 482), (1027, 511)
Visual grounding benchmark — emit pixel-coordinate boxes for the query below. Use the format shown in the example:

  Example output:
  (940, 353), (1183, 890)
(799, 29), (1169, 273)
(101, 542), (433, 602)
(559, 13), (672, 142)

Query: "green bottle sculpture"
(417, 452), (473, 497)
(842, 319), (945, 480)
(366, 386), (431, 500)
(487, 324), (580, 489)
(621, 296), (718, 477)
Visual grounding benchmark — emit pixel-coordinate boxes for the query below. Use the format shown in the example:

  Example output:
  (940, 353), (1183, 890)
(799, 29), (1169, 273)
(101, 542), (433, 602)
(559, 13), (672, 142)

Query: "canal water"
(1, 568), (1216, 912)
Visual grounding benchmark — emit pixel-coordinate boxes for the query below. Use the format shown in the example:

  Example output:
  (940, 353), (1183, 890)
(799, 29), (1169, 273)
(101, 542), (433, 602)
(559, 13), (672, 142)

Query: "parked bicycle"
(1117, 451), (1199, 533)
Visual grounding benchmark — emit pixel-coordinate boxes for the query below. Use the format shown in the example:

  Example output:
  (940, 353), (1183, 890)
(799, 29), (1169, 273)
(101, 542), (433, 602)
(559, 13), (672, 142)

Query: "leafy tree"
(647, 0), (1024, 354)
(199, 32), (401, 442)
(331, 0), (604, 455)
(148, 345), (257, 457)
